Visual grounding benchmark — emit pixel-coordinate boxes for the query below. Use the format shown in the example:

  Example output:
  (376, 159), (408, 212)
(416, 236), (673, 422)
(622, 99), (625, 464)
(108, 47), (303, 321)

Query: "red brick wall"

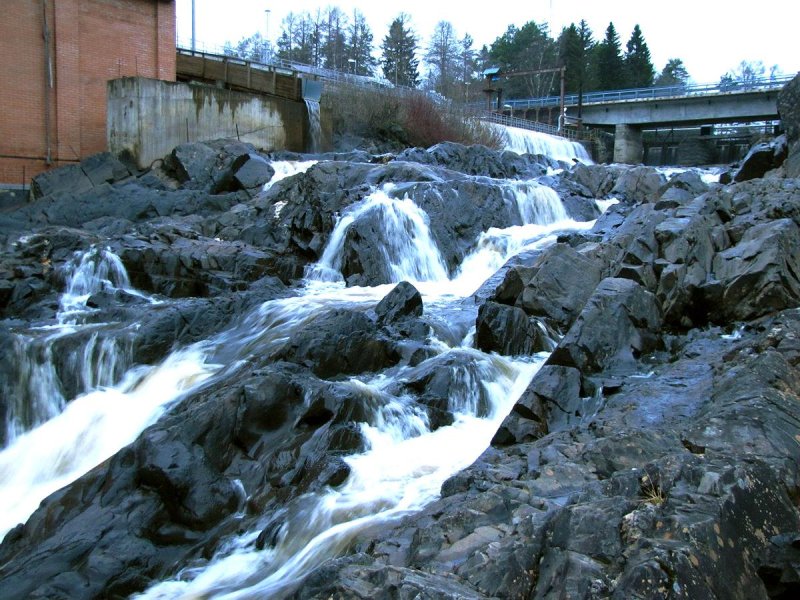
(0, 0), (176, 185)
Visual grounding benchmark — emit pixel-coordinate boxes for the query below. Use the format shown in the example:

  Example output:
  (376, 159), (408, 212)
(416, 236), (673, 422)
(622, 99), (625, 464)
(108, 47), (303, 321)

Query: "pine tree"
(624, 25), (655, 88)
(488, 21), (559, 98)
(458, 33), (476, 101)
(655, 58), (690, 86)
(381, 14), (419, 87)
(345, 9), (376, 76)
(592, 22), (626, 90)
(558, 20), (593, 95)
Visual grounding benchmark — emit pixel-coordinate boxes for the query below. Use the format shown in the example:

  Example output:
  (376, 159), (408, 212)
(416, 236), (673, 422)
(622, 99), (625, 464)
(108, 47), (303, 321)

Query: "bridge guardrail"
(502, 75), (794, 111)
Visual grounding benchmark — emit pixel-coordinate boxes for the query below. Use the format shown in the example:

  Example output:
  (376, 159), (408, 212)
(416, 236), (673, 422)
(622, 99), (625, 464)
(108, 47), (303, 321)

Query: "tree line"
(223, 7), (774, 103)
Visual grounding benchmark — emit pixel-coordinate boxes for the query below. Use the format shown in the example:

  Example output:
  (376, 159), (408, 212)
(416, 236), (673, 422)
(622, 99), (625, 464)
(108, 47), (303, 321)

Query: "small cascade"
(305, 188), (448, 284)
(58, 245), (146, 323)
(3, 246), (143, 445)
(4, 333), (66, 445)
(495, 124), (591, 163)
(506, 181), (570, 225)
(304, 99), (322, 153)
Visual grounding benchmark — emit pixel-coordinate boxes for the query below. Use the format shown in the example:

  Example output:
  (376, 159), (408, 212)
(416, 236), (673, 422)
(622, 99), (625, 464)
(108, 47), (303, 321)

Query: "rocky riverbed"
(1, 75), (799, 599)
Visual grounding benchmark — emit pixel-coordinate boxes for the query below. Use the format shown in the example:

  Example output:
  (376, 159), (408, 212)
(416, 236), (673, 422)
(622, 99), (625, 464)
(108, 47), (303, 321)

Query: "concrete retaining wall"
(108, 77), (325, 169)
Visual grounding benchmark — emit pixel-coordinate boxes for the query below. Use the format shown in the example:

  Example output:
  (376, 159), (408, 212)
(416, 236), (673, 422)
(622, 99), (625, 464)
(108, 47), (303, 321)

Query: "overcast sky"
(176, 0), (799, 85)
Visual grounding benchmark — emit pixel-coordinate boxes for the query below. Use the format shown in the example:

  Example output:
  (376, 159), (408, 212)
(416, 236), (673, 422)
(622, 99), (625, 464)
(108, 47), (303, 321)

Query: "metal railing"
(501, 75), (795, 111)
(176, 43), (391, 89)
(476, 111), (580, 140)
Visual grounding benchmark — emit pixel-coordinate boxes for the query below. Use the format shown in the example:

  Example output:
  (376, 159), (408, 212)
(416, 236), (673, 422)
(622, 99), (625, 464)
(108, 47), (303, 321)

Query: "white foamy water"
(263, 160), (318, 193)
(135, 352), (543, 600)
(496, 124), (592, 164)
(4, 162), (597, 597)
(0, 345), (217, 539)
(305, 99), (322, 153)
(58, 245), (156, 324)
(305, 187), (448, 284)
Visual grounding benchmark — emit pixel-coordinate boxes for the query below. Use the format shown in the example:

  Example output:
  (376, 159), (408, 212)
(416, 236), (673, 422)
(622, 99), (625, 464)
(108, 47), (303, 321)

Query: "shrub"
(322, 84), (503, 150)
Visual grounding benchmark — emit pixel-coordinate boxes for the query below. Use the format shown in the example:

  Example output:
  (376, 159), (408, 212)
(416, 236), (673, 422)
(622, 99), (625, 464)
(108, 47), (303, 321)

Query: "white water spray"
(305, 188), (448, 284)
(304, 99), (322, 154)
(496, 124), (591, 164)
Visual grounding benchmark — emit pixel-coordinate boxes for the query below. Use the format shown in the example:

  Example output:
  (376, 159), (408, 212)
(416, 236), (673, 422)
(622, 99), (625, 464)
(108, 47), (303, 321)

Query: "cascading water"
(2, 247), (148, 445)
(304, 99), (322, 154)
(1, 146), (603, 597)
(495, 123), (592, 164)
(305, 187), (449, 284)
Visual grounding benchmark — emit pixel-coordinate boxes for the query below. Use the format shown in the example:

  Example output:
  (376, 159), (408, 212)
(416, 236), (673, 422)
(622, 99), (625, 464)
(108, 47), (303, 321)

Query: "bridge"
(503, 76), (792, 162)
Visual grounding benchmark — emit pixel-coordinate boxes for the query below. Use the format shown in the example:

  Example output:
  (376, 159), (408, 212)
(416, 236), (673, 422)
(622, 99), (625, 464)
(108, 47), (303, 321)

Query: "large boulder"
(548, 277), (662, 374)
(733, 136), (789, 182)
(778, 73), (800, 178)
(475, 301), (551, 356)
(395, 141), (550, 180)
(375, 281), (423, 324)
(710, 218), (800, 321)
(519, 243), (605, 331)
(611, 166), (667, 203)
(272, 308), (401, 378)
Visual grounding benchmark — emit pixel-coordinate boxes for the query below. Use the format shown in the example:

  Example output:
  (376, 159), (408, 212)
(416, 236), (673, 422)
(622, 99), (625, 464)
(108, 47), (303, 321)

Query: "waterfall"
(0, 345), (217, 538)
(4, 333), (66, 444)
(305, 99), (322, 153)
(506, 181), (570, 225)
(495, 123), (591, 163)
(2, 156), (602, 597)
(305, 188), (449, 284)
(134, 352), (542, 600)
(58, 245), (153, 324)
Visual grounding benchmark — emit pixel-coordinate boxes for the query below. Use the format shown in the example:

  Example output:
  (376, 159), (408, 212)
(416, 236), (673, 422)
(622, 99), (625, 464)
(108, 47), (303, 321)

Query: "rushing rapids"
(3, 75), (800, 600)
(0, 133), (596, 597)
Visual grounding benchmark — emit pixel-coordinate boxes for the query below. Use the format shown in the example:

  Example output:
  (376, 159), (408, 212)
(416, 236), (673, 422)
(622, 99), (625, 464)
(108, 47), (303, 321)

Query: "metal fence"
(502, 75), (795, 111)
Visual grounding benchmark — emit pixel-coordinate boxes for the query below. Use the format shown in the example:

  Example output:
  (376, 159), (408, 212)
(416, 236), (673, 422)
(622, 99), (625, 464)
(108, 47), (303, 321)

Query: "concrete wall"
(0, 0), (175, 185)
(108, 77), (318, 169)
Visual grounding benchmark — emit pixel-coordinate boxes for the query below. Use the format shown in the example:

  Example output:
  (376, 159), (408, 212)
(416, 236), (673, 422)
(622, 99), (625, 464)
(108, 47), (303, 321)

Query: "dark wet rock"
(563, 162), (619, 197)
(657, 169), (710, 204)
(778, 73), (800, 178)
(558, 192), (602, 221)
(611, 165), (667, 203)
(375, 281), (423, 324)
(395, 141), (549, 180)
(493, 364), (582, 445)
(212, 152), (275, 195)
(79, 152), (132, 187)
(31, 164), (94, 200)
(711, 218), (800, 322)
(548, 277), (662, 374)
(273, 308), (400, 378)
(475, 301), (550, 356)
(733, 135), (789, 182)
(164, 139), (260, 192)
(518, 243), (605, 331)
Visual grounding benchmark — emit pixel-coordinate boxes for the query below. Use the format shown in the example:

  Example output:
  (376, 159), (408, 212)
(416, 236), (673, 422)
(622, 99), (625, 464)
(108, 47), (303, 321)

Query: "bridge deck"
(176, 49), (303, 102)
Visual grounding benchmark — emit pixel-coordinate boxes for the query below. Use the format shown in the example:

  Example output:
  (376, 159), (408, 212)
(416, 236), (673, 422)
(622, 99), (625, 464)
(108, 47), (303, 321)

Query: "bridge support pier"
(613, 124), (644, 164)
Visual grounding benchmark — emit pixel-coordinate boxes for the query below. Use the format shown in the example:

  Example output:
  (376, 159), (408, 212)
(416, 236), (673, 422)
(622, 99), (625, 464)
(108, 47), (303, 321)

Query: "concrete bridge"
(505, 77), (792, 163)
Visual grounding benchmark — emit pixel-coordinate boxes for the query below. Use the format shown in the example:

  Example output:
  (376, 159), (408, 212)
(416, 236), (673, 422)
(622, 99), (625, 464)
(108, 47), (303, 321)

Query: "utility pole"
(191, 0), (196, 51)
(264, 8), (271, 62)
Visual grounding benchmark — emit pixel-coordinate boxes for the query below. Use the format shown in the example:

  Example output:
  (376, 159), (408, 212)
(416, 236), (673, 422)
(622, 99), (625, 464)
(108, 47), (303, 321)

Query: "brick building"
(0, 0), (175, 186)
